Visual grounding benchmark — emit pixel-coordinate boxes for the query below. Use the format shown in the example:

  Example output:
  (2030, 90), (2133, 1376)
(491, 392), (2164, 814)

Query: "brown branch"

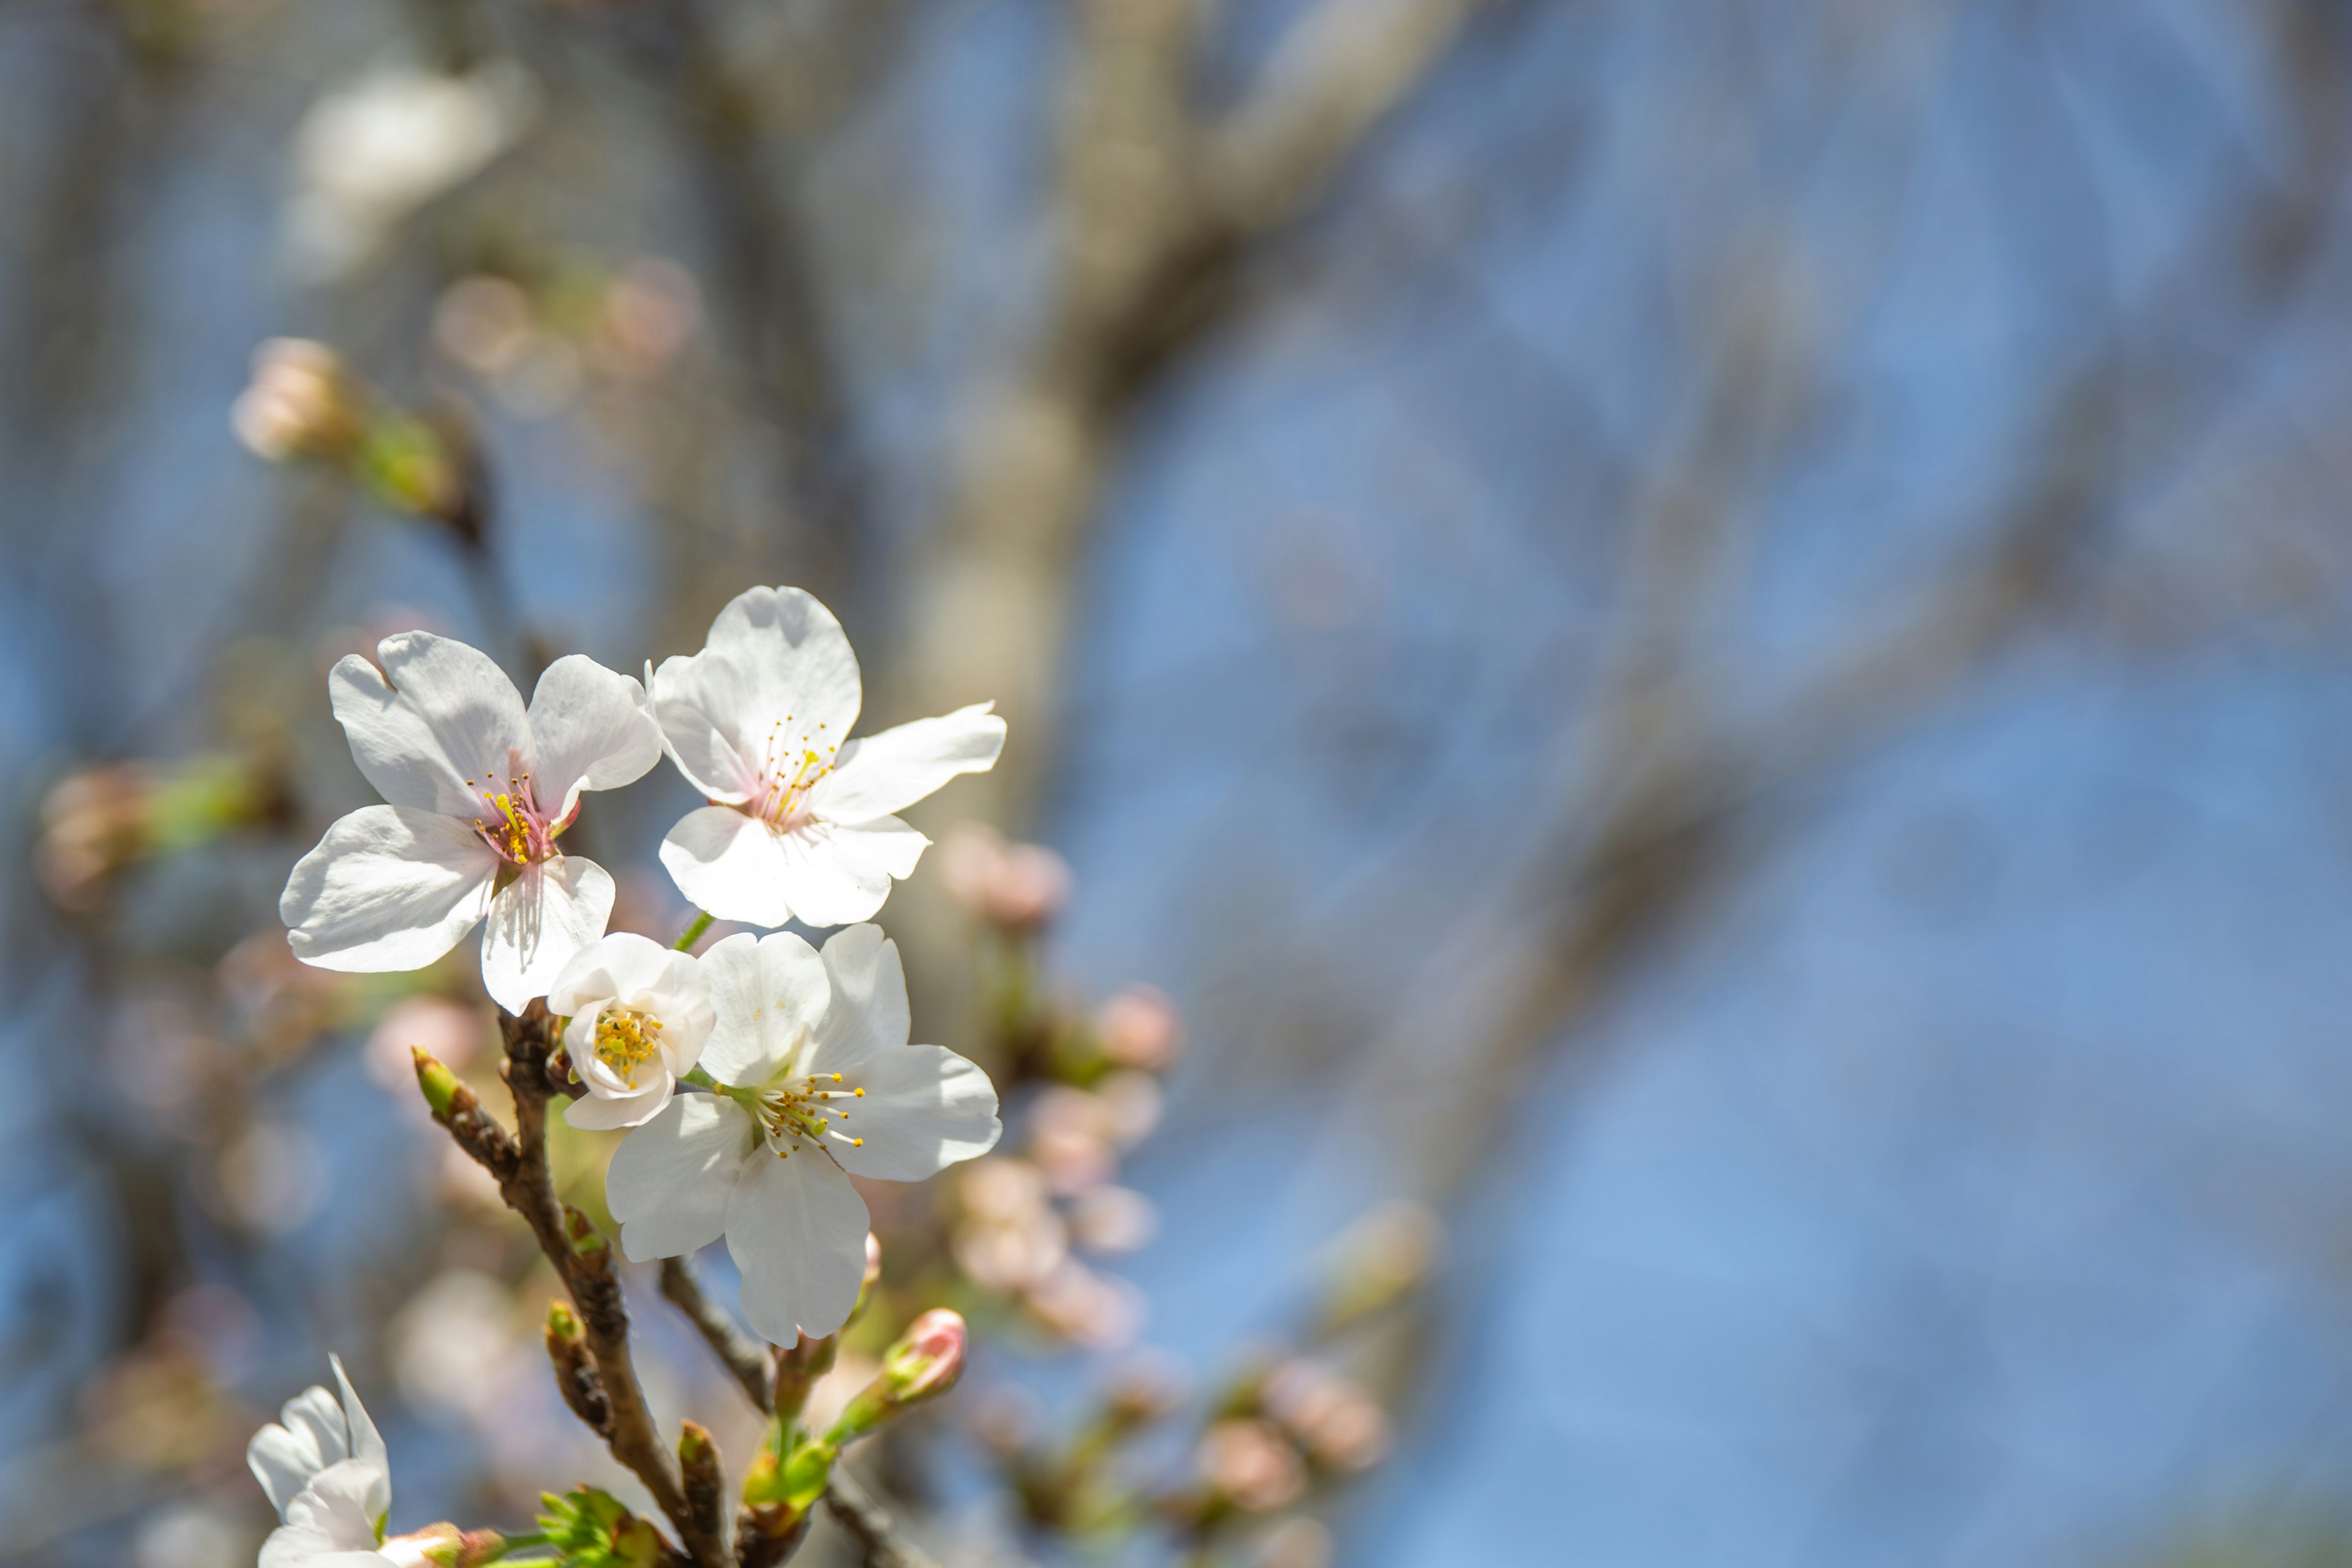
(660, 1256), (773, 1414)
(428, 1009), (723, 1566)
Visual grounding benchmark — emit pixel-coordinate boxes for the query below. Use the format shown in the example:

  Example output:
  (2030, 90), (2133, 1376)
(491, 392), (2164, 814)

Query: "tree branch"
(659, 1255), (772, 1415)
(430, 1008), (722, 1566)
(824, 1467), (941, 1568)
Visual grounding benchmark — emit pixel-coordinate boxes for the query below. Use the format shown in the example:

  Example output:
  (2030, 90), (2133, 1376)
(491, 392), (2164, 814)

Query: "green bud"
(820, 1309), (968, 1449)
(413, 1048), (463, 1121)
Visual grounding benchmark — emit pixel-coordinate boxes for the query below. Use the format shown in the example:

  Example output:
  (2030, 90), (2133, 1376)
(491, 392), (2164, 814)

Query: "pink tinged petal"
(769, 821), (908, 929)
(526, 655), (662, 820)
(660, 805), (797, 927)
(806, 924), (912, 1071)
(810, 703), (1005, 823)
(608, 1095), (752, 1260)
(566, 1077), (676, 1131)
(281, 807), (497, 973)
(480, 856), (614, 1014)
(822, 1043), (1001, 1182)
(700, 931), (830, 1087)
(725, 1147), (870, 1344)
(331, 633), (530, 818)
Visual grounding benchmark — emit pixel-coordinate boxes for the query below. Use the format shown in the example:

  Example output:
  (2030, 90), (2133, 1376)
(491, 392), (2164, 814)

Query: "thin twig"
(824, 1467), (941, 1568)
(431, 1007), (723, 1566)
(659, 1256), (772, 1414)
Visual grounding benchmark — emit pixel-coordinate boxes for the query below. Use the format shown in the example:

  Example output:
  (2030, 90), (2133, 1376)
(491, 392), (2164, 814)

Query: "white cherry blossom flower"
(249, 1355), (388, 1530)
(606, 924), (1000, 1343)
(649, 587), (1004, 928)
(279, 631), (661, 1013)
(548, 932), (715, 1131)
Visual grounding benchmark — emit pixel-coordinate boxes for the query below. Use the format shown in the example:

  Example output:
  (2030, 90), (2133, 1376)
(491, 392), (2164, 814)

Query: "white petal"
(822, 1043), (1001, 1182)
(806, 924), (911, 1070)
(281, 807), (497, 973)
(608, 1095), (753, 1260)
(810, 703), (1005, 823)
(331, 632), (529, 818)
(526, 655), (662, 820)
(700, 930), (830, 1087)
(249, 1387), (336, 1520)
(660, 806), (797, 927)
(262, 1460), (386, 1567)
(480, 856), (614, 1014)
(565, 1076), (674, 1130)
(725, 1148), (869, 1343)
(546, 932), (673, 1016)
(651, 587), (861, 802)
(769, 820), (913, 929)
(329, 1356), (388, 1526)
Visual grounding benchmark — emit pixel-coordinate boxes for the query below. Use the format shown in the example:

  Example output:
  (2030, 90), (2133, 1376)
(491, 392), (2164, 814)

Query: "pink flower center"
(750, 723), (838, 831)
(467, 774), (559, 865)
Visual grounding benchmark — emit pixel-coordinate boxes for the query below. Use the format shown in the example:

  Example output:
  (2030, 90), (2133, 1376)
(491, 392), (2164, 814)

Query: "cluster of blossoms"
(279, 583), (1006, 1343)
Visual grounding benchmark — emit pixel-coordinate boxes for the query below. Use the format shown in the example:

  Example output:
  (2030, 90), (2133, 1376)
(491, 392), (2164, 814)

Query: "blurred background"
(4, 0), (2352, 1564)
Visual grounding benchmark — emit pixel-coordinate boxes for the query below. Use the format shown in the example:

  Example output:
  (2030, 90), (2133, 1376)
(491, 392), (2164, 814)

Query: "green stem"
(673, 910), (715, 951)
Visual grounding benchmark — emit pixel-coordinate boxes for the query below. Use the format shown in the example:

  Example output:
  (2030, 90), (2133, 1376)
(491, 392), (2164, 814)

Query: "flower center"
(594, 1006), (665, 1086)
(752, 721), (839, 831)
(754, 1071), (867, 1156)
(466, 774), (556, 865)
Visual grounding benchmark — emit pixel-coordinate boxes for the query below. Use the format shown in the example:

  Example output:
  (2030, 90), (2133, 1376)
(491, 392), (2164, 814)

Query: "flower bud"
(233, 339), (364, 462)
(412, 1047), (464, 1121)
(544, 1300), (610, 1436)
(1096, 986), (1183, 1072)
(820, 1310), (968, 1447)
(940, 824), (1072, 931)
(1195, 1418), (1305, 1513)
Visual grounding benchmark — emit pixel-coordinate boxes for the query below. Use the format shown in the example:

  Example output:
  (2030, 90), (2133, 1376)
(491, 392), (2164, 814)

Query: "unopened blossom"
(938, 823), (1070, 931)
(279, 632), (661, 1012)
(1195, 1417), (1305, 1512)
(606, 924), (1000, 1343)
(1096, 985), (1183, 1071)
(649, 586), (1005, 928)
(233, 339), (364, 462)
(546, 932), (714, 1130)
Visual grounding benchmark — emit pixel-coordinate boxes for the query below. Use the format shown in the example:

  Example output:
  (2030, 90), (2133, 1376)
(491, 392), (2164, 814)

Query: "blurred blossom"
(215, 1121), (330, 1235)
(133, 1501), (250, 1568)
(1195, 1418), (1305, 1513)
(959, 1156), (1050, 1222)
(1068, 1185), (1157, 1254)
(1260, 1362), (1389, 1473)
(938, 824), (1071, 932)
(1029, 1086), (1116, 1195)
(1093, 1070), (1163, 1149)
(367, 995), (489, 1094)
(37, 763), (153, 908)
(284, 65), (541, 281)
(956, 1159), (1068, 1291)
(231, 340), (363, 464)
(432, 276), (533, 375)
(1095, 986), (1182, 1072)
(390, 1270), (520, 1422)
(595, 258), (703, 379)
(1023, 1261), (1143, 1348)
(1256, 1517), (1335, 1568)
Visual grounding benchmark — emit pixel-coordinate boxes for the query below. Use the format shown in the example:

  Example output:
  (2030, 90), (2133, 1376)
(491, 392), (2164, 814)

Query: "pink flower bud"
(883, 1308), (967, 1404)
(939, 824), (1071, 930)
(1096, 986), (1182, 1071)
(1195, 1418), (1305, 1512)
(233, 339), (364, 462)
